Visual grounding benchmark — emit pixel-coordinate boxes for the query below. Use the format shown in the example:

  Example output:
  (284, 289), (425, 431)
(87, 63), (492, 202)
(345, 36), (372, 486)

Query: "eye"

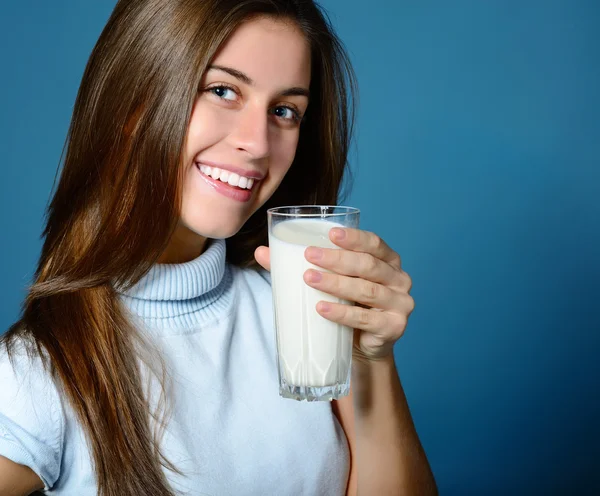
(208, 85), (237, 101)
(271, 106), (301, 123)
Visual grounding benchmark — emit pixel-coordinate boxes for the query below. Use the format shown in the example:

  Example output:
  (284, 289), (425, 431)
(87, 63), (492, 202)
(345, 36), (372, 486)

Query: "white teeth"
(197, 163), (256, 190)
(228, 173), (240, 187)
(200, 165), (213, 176)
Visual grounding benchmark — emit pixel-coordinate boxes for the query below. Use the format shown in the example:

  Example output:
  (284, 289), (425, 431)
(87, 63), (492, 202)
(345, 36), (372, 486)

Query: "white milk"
(269, 219), (353, 388)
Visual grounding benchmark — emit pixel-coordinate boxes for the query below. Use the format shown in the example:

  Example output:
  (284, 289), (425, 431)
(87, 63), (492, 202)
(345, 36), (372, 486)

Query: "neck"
(117, 238), (232, 328)
(158, 221), (208, 264)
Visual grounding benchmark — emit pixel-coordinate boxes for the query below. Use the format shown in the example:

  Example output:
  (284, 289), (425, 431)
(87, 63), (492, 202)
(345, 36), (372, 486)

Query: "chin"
(181, 216), (246, 240)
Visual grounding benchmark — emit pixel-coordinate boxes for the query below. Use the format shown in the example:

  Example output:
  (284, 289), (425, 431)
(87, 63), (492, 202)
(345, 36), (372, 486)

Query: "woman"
(0, 0), (437, 495)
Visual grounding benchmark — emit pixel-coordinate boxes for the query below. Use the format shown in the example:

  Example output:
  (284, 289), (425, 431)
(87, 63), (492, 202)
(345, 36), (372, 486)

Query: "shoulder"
(0, 336), (57, 405)
(0, 335), (66, 491)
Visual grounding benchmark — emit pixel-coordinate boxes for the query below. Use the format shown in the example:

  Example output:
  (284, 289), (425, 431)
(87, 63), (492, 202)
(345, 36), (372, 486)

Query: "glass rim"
(267, 205), (360, 218)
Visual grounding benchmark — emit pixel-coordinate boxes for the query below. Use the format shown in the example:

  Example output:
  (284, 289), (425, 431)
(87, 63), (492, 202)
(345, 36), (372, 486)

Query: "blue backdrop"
(1, 1), (598, 494)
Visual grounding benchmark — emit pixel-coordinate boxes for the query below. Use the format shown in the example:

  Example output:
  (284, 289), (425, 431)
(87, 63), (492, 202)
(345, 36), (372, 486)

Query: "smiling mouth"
(196, 163), (257, 190)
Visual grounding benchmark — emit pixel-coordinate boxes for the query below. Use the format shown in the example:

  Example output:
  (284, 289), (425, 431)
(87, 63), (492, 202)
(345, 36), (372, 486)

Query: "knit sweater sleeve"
(0, 339), (65, 491)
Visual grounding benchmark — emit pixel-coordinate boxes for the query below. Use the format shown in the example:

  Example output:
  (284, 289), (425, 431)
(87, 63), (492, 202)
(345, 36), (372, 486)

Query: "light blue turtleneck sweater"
(0, 239), (350, 495)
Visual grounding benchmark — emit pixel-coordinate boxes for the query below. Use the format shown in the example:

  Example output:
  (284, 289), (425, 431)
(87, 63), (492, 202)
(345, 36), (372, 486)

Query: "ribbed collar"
(117, 239), (235, 330)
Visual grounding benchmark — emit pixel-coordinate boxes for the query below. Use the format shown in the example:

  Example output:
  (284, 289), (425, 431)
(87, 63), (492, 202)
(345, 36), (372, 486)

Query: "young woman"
(0, 0), (437, 495)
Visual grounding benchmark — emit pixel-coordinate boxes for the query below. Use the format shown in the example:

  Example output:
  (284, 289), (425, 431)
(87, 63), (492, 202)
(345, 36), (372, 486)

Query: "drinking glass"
(267, 206), (360, 401)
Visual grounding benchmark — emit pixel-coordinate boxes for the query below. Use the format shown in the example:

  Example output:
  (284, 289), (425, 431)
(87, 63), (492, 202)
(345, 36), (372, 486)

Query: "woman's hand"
(255, 227), (414, 363)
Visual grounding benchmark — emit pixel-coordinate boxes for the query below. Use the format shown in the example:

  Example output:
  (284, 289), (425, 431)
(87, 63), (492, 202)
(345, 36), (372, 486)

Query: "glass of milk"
(267, 206), (360, 402)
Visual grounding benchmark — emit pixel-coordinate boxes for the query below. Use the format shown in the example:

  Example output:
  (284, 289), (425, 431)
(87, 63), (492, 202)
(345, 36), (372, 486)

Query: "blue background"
(1, 1), (598, 494)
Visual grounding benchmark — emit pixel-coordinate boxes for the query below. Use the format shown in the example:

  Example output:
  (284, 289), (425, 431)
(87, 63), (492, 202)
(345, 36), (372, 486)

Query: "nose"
(229, 103), (270, 159)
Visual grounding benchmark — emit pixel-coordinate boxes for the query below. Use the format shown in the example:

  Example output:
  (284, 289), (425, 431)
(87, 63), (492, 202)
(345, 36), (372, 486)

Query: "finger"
(305, 246), (404, 289)
(329, 228), (402, 270)
(315, 301), (407, 340)
(254, 246), (271, 271)
(304, 270), (412, 312)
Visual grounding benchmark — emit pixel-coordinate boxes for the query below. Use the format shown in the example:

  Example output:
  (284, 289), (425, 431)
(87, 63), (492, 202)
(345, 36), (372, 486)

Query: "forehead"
(209, 16), (311, 89)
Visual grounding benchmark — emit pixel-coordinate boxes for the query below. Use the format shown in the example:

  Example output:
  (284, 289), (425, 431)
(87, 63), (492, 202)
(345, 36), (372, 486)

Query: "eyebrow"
(208, 65), (310, 98)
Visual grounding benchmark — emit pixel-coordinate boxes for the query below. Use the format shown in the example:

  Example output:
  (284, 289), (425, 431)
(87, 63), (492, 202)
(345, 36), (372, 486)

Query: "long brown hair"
(2, 0), (356, 494)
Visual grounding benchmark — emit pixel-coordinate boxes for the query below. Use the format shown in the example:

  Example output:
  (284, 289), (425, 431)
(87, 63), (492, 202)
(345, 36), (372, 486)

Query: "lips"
(195, 162), (255, 203)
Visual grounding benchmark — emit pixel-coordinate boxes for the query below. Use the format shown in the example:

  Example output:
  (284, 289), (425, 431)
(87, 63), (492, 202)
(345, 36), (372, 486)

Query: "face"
(159, 16), (311, 263)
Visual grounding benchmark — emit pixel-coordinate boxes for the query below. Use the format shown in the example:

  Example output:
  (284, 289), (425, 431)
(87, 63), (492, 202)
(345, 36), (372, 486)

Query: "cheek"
(185, 100), (229, 156)
(270, 131), (301, 176)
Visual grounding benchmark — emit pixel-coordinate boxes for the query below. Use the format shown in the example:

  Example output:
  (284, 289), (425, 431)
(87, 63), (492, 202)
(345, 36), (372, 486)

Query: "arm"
(0, 456), (44, 496)
(340, 354), (437, 495)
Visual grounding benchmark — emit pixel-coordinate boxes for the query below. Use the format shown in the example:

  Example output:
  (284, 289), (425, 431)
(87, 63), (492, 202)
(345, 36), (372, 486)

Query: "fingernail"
(317, 301), (331, 313)
(331, 228), (345, 240)
(306, 247), (323, 260)
(306, 270), (322, 283)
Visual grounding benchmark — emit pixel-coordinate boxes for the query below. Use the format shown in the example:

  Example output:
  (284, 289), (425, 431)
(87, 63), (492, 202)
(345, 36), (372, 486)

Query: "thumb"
(254, 245), (271, 272)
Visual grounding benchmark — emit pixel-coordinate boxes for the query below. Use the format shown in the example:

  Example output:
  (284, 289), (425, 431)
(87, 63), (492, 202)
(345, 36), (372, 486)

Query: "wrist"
(352, 351), (396, 370)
